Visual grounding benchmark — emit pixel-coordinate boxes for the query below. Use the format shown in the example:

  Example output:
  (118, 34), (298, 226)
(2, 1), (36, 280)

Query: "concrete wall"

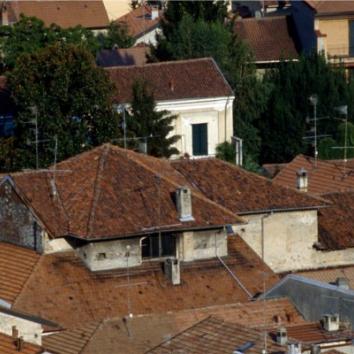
(178, 229), (228, 262)
(0, 312), (43, 345)
(235, 210), (354, 273)
(0, 181), (43, 252)
(76, 238), (142, 271)
(156, 97), (234, 158)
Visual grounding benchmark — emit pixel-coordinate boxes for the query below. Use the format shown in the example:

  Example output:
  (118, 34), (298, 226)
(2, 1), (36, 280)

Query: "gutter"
(236, 205), (329, 216)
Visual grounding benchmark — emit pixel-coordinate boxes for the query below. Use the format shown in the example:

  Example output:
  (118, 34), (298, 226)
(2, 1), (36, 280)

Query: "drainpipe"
(224, 96), (232, 143)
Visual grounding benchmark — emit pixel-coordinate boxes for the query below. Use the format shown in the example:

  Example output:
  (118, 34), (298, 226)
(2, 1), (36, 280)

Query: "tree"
(216, 141), (235, 164)
(258, 53), (351, 163)
(0, 15), (98, 70)
(96, 22), (134, 50)
(4, 43), (119, 170)
(126, 79), (179, 158)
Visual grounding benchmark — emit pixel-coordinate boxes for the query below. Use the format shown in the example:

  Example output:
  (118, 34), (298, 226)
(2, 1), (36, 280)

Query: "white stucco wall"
(135, 27), (161, 46)
(77, 238), (142, 271)
(0, 312), (43, 345)
(156, 96), (234, 158)
(178, 229), (228, 262)
(234, 210), (354, 273)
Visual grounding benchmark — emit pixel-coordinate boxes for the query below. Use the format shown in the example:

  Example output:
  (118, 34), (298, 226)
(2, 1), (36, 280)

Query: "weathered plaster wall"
(0, 181), (43, 252)
(76, 238), (142, 271)
(157, 97), (234, 158)
(178, 229), (227, 262)
(235, 210), (354, 273)
(0, 312), (43, 345)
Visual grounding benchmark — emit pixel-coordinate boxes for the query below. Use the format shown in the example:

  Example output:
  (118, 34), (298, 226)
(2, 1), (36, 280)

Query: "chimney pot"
(276, 326), (288, 345)
(151, 6), (159, 20)
(176, 187), (194, 222)
(296, 168), (308, 192)
(336, 277), (349, 290)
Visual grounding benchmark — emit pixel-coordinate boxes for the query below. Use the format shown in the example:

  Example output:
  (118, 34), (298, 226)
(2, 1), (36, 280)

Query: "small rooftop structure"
(273, 154), (354, 195)
(262, 274), (354, 327)
(234, 15), (299, 63)
(116, 5), (162, 40)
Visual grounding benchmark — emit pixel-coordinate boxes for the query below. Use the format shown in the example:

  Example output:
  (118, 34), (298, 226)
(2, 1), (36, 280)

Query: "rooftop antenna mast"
(309, 95), (319, 167)
(332, 105), (353, 175)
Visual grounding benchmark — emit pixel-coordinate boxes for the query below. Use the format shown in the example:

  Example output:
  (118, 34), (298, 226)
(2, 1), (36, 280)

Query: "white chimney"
(164, 258), (180, 285)
(288, 343), (301, 354)
(151, 6), (159, 20)
(322, 314), (340, 331)
(296, 168), (308, 192)
(176, 187), (194, 222)
(276, 327), (288, 345)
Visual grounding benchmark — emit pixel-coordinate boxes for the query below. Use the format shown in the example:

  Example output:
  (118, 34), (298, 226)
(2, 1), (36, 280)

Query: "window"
(142, 233), (176, 259)
(192, 123), (208, 156)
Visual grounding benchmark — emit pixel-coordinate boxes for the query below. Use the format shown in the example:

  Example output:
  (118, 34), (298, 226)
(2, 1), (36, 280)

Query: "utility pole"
(30, 106), (39, 169)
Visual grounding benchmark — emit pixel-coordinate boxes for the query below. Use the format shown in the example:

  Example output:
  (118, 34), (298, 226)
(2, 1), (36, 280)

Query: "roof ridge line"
(78, 320), (104, 354)
(86, 144), (111, 237)
(121, 151), (243, 221)
(12, 252), (42, 307)
(105, 57), (214, 71)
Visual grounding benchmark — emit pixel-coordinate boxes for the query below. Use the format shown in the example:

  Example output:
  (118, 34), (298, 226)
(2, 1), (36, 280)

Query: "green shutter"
(192, 123), (208, 156)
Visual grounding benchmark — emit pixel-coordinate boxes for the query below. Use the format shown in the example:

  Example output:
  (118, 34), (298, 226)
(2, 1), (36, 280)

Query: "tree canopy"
(3, 43), (119, 170)
(126, 79), (180, 158)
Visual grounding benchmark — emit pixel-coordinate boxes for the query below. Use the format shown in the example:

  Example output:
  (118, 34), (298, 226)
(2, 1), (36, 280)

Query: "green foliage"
(319, 122), (354, 160)
(258, 53), (351, 163)
(0, 15), (98, 70)
(96, 21), (134, 50)
(216, 141), (235, 163)
(126, 79), (180, 158)
(4, 43), (119, 170)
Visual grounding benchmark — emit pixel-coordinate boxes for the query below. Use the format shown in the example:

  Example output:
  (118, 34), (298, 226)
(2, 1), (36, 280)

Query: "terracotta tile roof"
(12, 237), (279, 329)
(7, 1), (109, 29)
(284, 322), (354, 345)
(304, 1), (354, 16)
(296, 265), (354, 290)
(75, 298), (303, 354)
(96, 46), (150, 67)
(0, 332), (44, 354)
(8, 144), (243, 240)
(116, 5), (161, 39)
(234, 16), (299, 62)
(106, 58), (234, 103)
(318, 191), (354, 250)
(147, 316), (283, 354)
(171, 158), (327, 215)
(0, 242), (40, 305)
(273, 154), (354, 195)
(43, 321), (101, 354)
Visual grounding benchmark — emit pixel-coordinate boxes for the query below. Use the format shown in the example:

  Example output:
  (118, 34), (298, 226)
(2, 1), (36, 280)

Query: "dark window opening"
(142, 233), (176, 259)
(192, 123), (208, 156)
